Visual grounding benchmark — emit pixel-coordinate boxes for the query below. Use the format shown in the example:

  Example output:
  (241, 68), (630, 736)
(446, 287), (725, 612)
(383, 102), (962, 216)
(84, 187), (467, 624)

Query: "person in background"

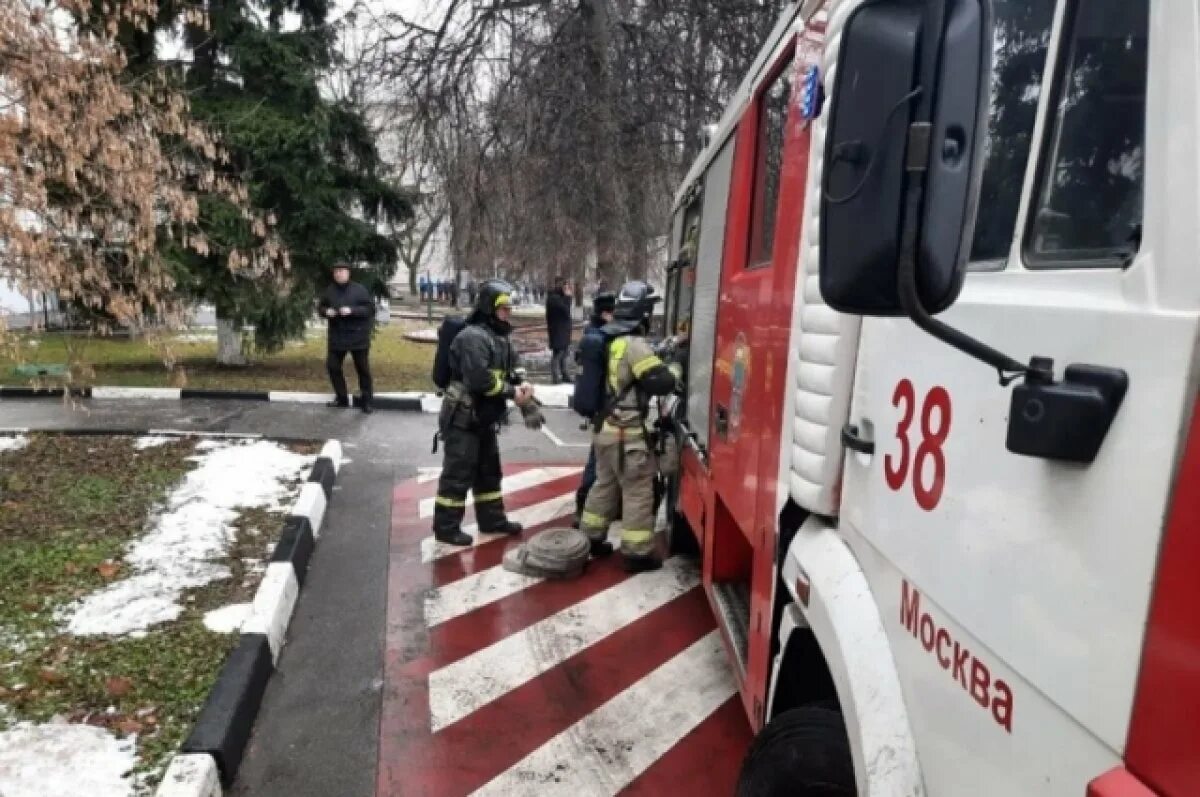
(572, 291), (617, 527)
(319, 262), (375, 414)
(545, 278), (575, 384)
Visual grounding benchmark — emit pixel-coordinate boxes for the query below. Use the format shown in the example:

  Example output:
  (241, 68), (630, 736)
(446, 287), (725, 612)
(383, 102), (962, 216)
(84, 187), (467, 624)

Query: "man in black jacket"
(545, 279), (574, 384)
(572, 291), (617, 526)
(319, 263), (375, 414)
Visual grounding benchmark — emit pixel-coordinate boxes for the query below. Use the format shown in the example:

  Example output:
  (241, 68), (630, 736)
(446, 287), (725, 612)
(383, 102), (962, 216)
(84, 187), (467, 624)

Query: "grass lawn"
(1, 323), (436, 393)
(0, 433), (316, 794)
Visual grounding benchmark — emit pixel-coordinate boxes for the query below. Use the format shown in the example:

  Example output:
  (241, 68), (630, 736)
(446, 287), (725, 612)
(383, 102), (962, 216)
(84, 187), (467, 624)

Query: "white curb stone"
(92, 386), (183, 400)
(319, 440), (343, 474)
(291, 482), (328, 539)
(156, 753), (223, 797)
(240, 563), (300, 663)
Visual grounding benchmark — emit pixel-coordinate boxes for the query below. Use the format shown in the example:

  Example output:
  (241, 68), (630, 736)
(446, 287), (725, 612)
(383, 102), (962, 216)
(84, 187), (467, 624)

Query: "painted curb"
(155, 753), (222, 797)
(269, 516), (315, 587)
(155, 437), (343, 794)
(0, 426), (329, 446)
(180, 634), (273, 783)
(179, 388), (270, 402)
(0, 386), (91, 398)
(0, 427), (264, 440)
(240, 563), (299, 663)
(0, 384), (575, 412)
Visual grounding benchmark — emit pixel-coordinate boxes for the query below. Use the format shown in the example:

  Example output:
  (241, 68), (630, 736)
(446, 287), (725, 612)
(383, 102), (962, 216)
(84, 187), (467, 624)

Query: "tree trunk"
(580, 0), (625, 290)
(216, 314), (247, 366)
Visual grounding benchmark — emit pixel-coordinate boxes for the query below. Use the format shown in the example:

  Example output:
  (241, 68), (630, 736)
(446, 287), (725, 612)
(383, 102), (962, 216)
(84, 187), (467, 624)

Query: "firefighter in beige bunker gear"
(432, 279), (537, 546)
(579, 281), (679, 572)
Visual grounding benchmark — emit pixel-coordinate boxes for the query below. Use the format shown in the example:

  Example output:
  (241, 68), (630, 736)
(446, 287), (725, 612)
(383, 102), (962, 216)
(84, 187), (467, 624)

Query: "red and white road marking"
(380, 464), (751, 797)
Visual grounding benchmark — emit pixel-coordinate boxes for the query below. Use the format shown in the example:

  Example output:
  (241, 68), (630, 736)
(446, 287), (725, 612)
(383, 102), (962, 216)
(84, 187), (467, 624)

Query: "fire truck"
(656, 0), (1198, 794)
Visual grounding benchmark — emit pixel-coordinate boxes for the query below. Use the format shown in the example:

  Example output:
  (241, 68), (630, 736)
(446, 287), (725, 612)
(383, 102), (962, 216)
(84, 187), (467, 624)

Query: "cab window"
(969, 0), (1056, 266)
(748, 57), (794, 269)
(1026, 0), (1148, 267)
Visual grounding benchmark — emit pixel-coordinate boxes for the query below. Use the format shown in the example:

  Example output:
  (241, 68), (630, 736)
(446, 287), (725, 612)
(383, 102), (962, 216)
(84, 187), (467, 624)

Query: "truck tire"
(736, 705), (855, 797)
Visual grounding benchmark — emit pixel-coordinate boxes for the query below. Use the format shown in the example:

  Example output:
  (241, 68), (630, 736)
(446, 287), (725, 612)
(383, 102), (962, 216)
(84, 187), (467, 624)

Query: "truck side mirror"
(817, 1), (1130, 466)
(819, 0), (989, 317)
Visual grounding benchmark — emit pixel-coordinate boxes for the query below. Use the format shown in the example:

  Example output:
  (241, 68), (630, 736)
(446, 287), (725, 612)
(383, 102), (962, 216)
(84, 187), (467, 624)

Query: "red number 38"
(883, 379), (952, 512)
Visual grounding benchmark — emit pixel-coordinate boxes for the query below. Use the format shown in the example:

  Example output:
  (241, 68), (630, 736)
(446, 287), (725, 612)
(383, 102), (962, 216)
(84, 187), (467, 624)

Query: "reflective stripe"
(608, 338), (629, 392)
(495, 293), (512, 307)
(621, 528), (654, 545)
(601, 423), (644, 436)
(435, 496), (467, 507)
(631, 354), (662, 378)
(581, 510), (608, 528)
(474, 491), (503, 503)
(486, 369), (506, 396)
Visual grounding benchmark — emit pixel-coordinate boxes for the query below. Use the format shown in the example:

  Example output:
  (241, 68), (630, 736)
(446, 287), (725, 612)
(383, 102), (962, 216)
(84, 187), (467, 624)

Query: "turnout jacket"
(449, 322), (519, 426)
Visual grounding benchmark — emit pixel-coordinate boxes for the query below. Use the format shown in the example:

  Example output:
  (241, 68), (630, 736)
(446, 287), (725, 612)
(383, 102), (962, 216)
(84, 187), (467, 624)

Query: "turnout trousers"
(579, 435), (657, 559)
(432, 423), (509, 536)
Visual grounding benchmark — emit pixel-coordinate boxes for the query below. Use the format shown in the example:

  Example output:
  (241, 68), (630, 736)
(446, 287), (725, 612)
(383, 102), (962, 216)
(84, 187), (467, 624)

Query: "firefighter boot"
(435, 528), (473, 547)
(622, 553), (662, 573)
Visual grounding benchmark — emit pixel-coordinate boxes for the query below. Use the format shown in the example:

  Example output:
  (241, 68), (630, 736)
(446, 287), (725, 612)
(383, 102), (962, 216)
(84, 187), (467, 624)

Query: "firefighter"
(579, 281), (678, 572)
(432, 278), (536, 546)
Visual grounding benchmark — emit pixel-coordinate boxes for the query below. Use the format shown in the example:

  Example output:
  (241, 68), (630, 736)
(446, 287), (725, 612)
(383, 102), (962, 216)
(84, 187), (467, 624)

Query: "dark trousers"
(327, 348), (373, 404)
(575, 445), (597, 519)
(550, 348), (573, 383)
(433, 424), (508, 535)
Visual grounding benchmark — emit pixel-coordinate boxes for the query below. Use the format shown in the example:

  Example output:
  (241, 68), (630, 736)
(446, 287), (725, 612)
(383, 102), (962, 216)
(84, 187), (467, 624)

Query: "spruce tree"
(172, 0), (410, 362)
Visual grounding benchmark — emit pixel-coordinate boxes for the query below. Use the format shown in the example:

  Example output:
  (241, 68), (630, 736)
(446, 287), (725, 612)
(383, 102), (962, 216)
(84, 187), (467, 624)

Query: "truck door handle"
(715, 404), (729, 437)
(841, 423), (875, 455)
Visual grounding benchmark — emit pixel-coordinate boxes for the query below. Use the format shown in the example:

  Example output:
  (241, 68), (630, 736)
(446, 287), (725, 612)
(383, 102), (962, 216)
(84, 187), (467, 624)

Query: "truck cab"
(661, 1), (1200, 794)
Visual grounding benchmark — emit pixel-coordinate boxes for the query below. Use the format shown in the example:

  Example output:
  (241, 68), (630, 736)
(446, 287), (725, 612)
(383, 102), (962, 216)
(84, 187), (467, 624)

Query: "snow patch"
(0, 435), (29, 454)
(133, 436), (173, 450)
(0, 626), (30, 657)
(202, 603), (251, 634)
(61, 440), (314, 636)
(0, 720), (137, 797)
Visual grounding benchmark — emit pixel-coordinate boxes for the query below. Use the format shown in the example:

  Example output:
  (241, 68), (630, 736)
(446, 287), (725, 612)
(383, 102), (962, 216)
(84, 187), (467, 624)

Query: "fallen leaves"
(114, 717), (144, 735)
(96, 562), (121, 580)
(37, 667), (65, 685)
(104, 676), (133, 698)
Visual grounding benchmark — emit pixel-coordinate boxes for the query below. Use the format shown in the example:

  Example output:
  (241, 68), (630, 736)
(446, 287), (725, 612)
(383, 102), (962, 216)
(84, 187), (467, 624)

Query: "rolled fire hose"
(502, 527), (592, 580)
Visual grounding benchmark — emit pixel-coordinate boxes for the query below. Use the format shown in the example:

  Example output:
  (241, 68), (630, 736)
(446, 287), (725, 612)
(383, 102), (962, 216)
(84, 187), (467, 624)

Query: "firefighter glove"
(520, 401), (545, 431)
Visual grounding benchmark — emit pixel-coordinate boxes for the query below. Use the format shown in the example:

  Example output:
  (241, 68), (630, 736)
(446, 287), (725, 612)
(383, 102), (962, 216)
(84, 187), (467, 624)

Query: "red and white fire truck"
(657, 0), (1199, 794)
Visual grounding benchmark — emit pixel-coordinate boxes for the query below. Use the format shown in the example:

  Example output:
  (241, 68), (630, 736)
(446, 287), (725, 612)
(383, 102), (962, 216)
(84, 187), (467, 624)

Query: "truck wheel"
(736, 706), (855, 797)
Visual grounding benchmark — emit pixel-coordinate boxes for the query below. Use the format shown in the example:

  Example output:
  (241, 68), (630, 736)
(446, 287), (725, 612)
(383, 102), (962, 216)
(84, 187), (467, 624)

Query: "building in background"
(0, 277), (63, 330)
